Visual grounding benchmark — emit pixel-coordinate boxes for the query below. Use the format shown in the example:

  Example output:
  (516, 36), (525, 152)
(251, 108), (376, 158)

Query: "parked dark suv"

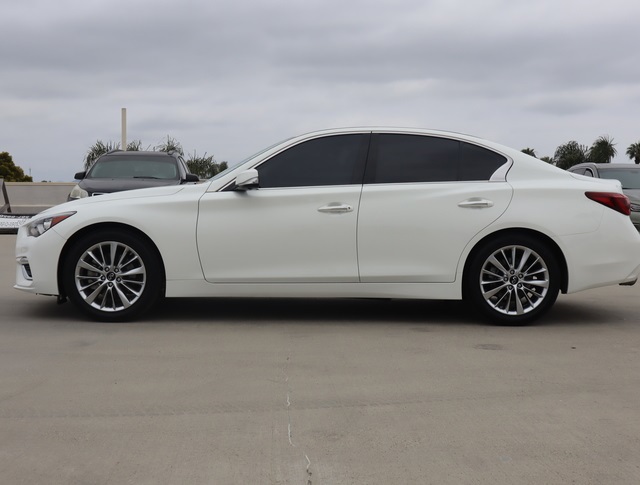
(68, 151), (199, 200)
(568, 162), (640, 231)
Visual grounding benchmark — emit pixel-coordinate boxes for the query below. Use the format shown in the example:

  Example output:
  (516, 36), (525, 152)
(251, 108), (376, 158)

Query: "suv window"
(89, 155), (180, 180)
(365, 134), (506, 183)
(257, 134), (370, 188)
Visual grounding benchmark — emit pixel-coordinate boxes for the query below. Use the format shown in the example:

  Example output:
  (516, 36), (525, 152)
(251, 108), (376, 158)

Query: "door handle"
(318, 203), (353, 214)
(458, 198), (494, 209)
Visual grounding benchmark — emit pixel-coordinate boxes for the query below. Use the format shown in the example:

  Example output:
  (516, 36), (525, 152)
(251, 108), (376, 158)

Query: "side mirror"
(184, 173), (200, 183)
(74, 171), (86, 180)
(234, 169), (259, 190)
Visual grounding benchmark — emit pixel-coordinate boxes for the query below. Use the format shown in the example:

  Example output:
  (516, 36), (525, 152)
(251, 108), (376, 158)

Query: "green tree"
(627, 142), (640, 164)
(588, 135), (616, 163)
(554, 141), (588, 170)
(84, 140), (142, 170)
(155, 135), (184, 156)
(521, 148), (537, 157)
(0, 152), (33, 182)
(540, 156), (554, 164)
(186, 151), (228, 179)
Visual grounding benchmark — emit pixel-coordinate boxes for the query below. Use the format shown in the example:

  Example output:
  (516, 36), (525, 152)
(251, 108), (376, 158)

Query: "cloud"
(1, 0), (640, 180)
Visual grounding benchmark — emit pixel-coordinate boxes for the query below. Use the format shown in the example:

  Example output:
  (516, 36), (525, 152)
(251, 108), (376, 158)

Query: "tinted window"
(459, 143), (507, 181)
(368, 135), (458, 183)
(366, 134), (506, 183)
(257, 134), (370, 188)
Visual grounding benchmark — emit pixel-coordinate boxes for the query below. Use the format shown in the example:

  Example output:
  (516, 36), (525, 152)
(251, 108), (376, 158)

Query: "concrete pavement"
(1, 234), (639, 484)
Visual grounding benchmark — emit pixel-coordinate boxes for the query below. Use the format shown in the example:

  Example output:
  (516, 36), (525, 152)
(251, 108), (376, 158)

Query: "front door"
(196, 133), (370, 283)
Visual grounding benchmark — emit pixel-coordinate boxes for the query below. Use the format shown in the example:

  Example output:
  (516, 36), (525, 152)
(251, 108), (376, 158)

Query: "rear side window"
(365, 134), (506, 184)
(257, 134), (370, 188)
(459, 143), (507, 181)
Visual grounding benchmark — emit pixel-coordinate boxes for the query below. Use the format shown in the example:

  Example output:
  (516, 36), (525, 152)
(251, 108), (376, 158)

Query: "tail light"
(585, 192), (631, 216)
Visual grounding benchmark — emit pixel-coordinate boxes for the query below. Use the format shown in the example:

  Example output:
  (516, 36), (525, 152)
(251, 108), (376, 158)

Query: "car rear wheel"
(63, 230), (163, 321)
(464, 235), (560, 325)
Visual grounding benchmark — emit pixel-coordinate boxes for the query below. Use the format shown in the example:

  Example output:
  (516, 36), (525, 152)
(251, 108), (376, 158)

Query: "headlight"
(69, 185), (89, 199)
(26, 212), (76, 237)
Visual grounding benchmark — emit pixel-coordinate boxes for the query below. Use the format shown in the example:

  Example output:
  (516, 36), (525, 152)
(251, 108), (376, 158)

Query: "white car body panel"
(197, 185), (361, 283)
(14, 127), (640, 321)
(358, 181), (513, 282)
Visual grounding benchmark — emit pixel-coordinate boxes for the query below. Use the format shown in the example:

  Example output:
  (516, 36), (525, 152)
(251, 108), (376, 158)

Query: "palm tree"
(521, 148), (537, 157)
(186, 151), (228, 178)
(588, 135), (616, 163)
(155, 135), (184, 156)
(627, 142), (640, 164)
(554, 141), (588, 169)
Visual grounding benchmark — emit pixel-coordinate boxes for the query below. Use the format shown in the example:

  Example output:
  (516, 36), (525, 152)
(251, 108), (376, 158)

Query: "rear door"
(357, 133), (513, 282)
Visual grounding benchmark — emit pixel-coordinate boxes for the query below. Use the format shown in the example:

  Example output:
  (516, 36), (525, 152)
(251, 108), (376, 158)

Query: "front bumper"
(14, 224), (67, 296)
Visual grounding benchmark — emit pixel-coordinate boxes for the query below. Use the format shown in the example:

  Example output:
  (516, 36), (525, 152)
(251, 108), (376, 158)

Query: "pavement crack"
(283, 353), (313, 484)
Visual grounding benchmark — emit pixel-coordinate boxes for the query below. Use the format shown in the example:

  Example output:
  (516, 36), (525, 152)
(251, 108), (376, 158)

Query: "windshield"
(88, 156), (179, 180)
(598, 168), (640, 189)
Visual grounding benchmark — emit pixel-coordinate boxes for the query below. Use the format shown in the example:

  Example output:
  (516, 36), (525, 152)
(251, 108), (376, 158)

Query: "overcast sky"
(2, 0), (639, 181)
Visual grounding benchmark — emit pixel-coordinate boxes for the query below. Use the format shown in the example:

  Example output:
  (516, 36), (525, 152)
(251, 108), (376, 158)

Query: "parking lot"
(1, 233), (640, 484)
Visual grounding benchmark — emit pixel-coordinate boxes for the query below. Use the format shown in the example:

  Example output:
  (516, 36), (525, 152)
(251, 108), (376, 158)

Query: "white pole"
(121, 108), (127, 151)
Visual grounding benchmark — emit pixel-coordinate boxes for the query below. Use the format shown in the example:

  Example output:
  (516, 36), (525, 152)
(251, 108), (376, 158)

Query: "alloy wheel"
(74, 241), (147, 312)
(479, 245), (550, 316)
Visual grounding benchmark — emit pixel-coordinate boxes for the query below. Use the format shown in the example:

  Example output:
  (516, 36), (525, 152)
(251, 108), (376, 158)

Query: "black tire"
(464, 234), (560, 325)
(62, 229), (163, 321)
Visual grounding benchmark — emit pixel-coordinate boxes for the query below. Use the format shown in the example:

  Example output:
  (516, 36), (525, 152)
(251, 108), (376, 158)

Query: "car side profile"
(68, 150), (199, 200)
(15, 128), (640, 325)
(567, 162), (640, 231)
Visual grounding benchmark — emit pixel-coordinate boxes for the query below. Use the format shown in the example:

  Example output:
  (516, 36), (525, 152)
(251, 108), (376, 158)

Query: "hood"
(40, 184), (198, 218)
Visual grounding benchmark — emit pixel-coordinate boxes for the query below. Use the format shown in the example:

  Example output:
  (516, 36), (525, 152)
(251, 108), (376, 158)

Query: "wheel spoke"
(522, 279), (548, 288)
(86, 250), (104, 269)
(113, 284), (132, 309)
(487, 255), (509, 275)
(84, 282), (107, 305)
(515, 248), (532, 273)
(514, 289), (525, 315)
(109, 242), (119, 269)
(119, 266), (145, 277)
(77, 259), (103, 273)
(482, 282), (509, 299)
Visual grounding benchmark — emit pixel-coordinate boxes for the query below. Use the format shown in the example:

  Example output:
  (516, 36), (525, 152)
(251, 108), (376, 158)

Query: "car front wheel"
(63, 230), (163, 321)
(464, 235), (560, 325)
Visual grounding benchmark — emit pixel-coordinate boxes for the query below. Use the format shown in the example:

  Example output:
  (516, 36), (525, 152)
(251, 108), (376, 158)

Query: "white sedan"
(15, 128), (640, 325)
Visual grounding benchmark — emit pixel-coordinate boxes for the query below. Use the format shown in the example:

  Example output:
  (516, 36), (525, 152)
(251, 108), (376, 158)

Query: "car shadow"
(148, 297), (477, 326)
(19, 296), (618, 328)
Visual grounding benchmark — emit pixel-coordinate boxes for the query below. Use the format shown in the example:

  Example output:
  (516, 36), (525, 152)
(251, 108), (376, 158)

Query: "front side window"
(365, 134), (507, 184)
(257, 134), (370, 188)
